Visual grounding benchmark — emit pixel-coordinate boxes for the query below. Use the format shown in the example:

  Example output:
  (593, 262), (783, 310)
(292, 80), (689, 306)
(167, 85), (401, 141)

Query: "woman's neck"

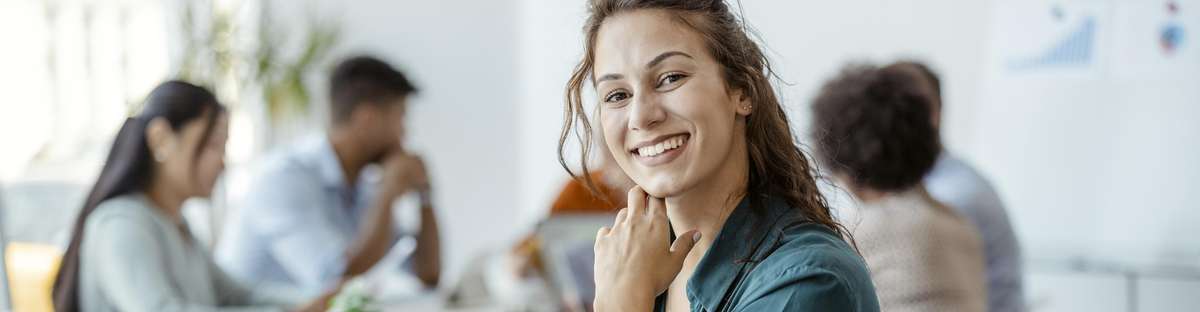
(144, 177), (187, 225)
(664, 135), (749, 261)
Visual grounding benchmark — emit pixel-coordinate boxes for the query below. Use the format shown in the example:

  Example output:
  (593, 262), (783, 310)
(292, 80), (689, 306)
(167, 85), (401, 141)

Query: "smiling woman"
(558, 1), (880, 311)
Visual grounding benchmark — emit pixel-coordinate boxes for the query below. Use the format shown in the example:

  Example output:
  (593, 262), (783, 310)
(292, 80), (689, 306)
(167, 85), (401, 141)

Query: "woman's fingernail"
(692, 231), (702, 242)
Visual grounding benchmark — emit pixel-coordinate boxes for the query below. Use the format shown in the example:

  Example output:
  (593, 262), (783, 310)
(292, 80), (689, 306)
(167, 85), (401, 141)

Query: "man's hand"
(381, 153), (430, 197)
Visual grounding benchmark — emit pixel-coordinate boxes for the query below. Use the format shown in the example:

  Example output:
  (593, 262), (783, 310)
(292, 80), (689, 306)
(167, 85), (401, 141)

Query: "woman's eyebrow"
(595, 51), (692, 84)
(646, 51), (693, 68)
(596, 73), (624, 84)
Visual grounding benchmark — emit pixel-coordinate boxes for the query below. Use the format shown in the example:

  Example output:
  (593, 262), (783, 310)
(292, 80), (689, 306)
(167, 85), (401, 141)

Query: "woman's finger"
(646, 196), (666, 219)
(626, 186), (646, 217)
(614, 207), (628, 226)
(670, 229), (702, 263)
(595, 226), (611, 253)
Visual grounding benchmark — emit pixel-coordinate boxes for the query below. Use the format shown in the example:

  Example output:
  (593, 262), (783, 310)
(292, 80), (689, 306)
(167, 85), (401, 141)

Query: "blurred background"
(1, 0), (1198, 311)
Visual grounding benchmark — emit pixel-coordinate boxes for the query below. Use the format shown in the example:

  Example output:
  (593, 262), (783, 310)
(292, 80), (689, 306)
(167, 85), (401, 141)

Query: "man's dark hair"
(888, 60), (941, 107)
(811, 63), (941, 192)
(329, 55), (418, 124)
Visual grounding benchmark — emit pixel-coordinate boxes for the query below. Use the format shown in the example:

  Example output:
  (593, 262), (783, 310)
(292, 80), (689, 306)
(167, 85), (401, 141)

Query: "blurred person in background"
(562, 0), (881, 311)
(51, 81), (330, 312)
(216, 56), (441, 295)
(887, 60), (1026, 312)
(546, 147), (632, 215)
(812, 64), (987, 312)
(510, 139), (632, 279)
(498, 135), (631, 310)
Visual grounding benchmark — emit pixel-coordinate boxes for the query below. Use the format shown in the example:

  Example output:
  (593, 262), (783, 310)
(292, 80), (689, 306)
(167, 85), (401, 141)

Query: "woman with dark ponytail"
(52, 81), (329, 312)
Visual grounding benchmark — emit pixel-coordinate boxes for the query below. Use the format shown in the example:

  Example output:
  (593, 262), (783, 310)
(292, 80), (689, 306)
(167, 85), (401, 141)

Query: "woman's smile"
(629, 133), (690, 167)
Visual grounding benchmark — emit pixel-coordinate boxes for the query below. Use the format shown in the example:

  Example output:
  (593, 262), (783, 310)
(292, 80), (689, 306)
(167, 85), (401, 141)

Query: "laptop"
(534, 213), (614, 312)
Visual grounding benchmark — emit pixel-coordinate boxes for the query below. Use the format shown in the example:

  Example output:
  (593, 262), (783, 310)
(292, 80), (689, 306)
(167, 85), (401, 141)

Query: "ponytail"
(52, 118), (153, 311)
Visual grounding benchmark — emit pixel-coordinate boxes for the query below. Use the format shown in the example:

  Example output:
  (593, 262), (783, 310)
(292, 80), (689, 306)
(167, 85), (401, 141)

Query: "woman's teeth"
(637, 136), (687, 157)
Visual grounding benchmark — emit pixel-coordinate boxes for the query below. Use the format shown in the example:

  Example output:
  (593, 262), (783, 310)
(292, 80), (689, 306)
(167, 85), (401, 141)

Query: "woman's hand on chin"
(593, 186), (701, 312)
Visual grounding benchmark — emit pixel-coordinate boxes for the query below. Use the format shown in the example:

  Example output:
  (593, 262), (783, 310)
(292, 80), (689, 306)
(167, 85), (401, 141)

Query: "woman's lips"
(631, 134), (689, 167)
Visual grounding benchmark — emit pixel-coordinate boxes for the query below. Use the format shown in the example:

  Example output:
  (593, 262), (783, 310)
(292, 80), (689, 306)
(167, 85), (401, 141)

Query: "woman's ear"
(145, 117), (177, 162)
(733, 89), (753, 117)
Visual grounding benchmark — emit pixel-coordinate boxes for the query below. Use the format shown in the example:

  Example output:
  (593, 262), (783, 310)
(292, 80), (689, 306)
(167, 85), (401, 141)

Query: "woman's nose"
(628, 93), (666, 131)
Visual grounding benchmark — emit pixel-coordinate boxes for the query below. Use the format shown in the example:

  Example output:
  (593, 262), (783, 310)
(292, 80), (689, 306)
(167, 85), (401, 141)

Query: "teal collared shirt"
(655, 195), (880, 312)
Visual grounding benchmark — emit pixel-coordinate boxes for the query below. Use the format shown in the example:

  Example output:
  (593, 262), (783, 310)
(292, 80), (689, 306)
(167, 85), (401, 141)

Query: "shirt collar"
(310, 136), (350, 190)
(686, 194), (797, 311)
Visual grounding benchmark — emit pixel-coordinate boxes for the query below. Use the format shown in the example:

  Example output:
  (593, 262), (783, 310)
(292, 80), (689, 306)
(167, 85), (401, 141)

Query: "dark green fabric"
(654, 195), (880, 312)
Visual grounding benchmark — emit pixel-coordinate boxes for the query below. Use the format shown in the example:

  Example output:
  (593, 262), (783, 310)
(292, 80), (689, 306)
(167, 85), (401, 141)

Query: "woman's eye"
(605, 91), (630, 103)
(657, 73), (687, 88)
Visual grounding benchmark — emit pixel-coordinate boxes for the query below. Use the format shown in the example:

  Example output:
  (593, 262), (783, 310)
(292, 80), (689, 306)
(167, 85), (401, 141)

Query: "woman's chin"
(635, 175), (687, 198)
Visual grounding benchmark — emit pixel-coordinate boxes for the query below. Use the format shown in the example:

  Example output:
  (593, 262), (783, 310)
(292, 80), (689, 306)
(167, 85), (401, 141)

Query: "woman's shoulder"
(744, 197), (873, 283)
(79, 193), (172, 266)
(85, 193), (161, 233)
(735, 222), (879, 310)
(758, 222), (871, 280)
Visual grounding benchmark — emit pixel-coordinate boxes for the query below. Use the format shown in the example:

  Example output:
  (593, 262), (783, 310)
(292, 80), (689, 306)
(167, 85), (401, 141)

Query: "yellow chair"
(6, 242), (62, 312)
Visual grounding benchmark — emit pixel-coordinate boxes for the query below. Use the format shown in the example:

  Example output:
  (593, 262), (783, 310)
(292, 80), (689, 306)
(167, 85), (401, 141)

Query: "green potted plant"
(175, 0), (340, 148)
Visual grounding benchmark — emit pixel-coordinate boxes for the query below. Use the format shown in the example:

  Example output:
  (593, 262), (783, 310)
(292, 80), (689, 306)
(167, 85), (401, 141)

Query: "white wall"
(515, 0), (589, 229)
(973, 0), (1200, 269)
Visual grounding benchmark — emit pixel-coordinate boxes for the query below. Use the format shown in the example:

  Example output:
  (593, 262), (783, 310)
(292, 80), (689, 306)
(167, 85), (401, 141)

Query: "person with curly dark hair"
(811, 64), (987, 312)
(888, 60), (1026, 312)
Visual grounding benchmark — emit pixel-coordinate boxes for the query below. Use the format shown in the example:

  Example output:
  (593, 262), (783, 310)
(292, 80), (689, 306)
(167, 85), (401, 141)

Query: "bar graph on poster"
(970, 0), (1200, 273)
(1007, 13), (1097, 70)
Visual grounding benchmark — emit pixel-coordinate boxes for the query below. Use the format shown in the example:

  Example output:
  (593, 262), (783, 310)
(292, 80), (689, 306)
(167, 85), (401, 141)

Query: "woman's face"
(158, 110), (229, 199)
(592, 10), (750, 198)
(192, 112), (229, 197)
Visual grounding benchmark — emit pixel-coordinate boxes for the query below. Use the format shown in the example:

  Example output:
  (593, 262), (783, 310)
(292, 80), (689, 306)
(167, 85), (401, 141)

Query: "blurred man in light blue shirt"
(890, 61), (1026, 312)
(216, 56), (441, 294)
